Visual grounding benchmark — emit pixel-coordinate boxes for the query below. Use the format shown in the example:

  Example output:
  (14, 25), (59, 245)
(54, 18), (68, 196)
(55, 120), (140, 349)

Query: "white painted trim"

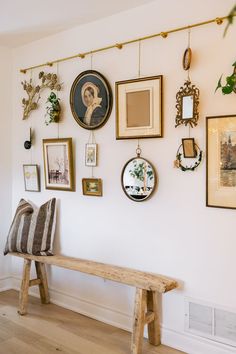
(10, 275), (236, 354)
(161, 326), (236, 354)
(0, 275), (12, 292)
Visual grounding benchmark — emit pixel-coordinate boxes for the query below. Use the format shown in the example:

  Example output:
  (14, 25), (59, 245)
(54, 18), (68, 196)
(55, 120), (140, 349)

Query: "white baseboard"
(161, 326), (236, 354)
(8, 276), (236, 354)
(0, 275), (12, 292)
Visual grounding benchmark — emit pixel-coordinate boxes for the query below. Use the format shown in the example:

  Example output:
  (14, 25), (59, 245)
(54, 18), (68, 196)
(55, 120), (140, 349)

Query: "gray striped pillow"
(4, 198), (56, 256)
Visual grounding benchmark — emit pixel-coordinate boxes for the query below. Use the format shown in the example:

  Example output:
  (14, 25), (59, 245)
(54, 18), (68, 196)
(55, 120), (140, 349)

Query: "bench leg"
(131, 288), (147, 354)
(35, 261), (50, 304)
(147, 290), (160, 346)
(18, 259), (31, 315)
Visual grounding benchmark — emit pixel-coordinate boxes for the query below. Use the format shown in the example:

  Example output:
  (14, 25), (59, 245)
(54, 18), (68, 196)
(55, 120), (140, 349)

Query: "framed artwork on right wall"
(206, 114), (236, 209)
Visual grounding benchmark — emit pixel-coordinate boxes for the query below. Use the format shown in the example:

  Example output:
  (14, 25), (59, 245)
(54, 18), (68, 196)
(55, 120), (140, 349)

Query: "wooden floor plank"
(0, 290), (185, 354)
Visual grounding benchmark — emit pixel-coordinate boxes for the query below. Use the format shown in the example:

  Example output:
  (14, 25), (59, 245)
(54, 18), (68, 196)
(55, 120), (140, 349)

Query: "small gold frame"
(82, 178), (103, 197)
(175, 80), (200, 128)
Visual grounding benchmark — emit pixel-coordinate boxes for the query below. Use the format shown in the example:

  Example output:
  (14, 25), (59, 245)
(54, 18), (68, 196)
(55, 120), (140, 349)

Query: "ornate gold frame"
(175, 80), (200, 128)
(43, 138), (75, 191)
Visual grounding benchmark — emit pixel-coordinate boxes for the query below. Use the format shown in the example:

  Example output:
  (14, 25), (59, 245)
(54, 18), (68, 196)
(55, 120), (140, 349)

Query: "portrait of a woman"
(70, 70), (112, 130)
(81, 82), (105, 127)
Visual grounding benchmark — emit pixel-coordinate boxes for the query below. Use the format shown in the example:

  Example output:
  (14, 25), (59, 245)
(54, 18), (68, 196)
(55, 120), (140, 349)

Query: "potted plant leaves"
(45, 92), (61, 125)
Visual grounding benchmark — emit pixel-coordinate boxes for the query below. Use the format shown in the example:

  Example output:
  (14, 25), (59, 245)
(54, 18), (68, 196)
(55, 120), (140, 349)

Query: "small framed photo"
(82, 178), (102, 197)
(207, 114), (236, 209)
(23, 164), (40, 192)
(182, 138), (197, 158)
(43, 138), (75, 191)
(116, 75), (163, 139)
(85, 143), (97, 167)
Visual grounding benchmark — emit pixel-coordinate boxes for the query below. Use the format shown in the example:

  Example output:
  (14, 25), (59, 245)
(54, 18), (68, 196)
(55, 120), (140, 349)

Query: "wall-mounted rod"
(20, 16), (227, 74)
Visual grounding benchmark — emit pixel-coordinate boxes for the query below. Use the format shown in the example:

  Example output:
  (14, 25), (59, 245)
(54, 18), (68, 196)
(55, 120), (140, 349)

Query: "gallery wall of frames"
(10, 1), (236, 350)
(20, 41), (236, 208)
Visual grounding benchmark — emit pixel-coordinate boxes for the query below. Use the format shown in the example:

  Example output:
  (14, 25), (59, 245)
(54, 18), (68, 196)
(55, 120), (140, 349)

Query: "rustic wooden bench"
(10, 252), (178, 354)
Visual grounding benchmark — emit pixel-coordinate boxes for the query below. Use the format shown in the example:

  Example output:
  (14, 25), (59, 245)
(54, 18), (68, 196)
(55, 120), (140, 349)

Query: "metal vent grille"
(185, 298), (236, 347)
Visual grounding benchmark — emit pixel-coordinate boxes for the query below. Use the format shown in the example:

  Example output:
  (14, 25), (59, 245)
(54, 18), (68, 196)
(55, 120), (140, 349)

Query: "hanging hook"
(136, 139), (142, 157)
(187, 27), (191, 81)
(90, 52), (93, 70)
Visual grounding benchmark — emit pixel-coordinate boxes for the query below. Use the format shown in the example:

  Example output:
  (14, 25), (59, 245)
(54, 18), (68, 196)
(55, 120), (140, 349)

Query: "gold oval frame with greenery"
(121, 156), (157, 202)
(70, 70), (113, 130)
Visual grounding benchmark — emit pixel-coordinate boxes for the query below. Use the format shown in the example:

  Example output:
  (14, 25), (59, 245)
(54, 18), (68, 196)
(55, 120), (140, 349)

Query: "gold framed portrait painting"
(116, 75), (163, 139)
(70, 70), (113, 130)
(206, 114), (236, 209)
(43, 138), (75, 191)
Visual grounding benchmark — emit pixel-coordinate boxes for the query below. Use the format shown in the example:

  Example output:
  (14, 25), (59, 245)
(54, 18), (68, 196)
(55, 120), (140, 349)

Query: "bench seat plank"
(10, 252), (177, 293)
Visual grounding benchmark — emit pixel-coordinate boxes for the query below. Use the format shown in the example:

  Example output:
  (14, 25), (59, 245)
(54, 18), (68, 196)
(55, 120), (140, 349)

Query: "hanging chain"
(138, 40), (141, 78)
(92, 131), (96, 144)
(90, 52), (93, 70)
(136, 139), (142, 157)
(56, 62), (60, 139)
(90, 53), (95, 178)
(30, 141), (33, 164)
(187, 28), (191, 82)
(30, 69), (33, 164)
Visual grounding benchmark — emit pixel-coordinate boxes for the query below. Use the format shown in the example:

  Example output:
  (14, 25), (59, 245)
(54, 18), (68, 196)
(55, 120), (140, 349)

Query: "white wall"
(10, 1), (236, 353)
(0, 46), (12, 287)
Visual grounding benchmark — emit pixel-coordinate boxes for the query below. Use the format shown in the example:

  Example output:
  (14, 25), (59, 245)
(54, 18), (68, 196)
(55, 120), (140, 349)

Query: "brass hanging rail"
(20, 15), (227, 74)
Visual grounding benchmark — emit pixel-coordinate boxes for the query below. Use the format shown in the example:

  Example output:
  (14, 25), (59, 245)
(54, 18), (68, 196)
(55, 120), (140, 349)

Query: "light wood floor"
(0, 290), (185, 354)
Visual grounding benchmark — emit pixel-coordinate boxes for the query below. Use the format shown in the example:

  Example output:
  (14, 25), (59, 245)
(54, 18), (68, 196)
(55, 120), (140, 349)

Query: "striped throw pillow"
(4, 198), (56, 256)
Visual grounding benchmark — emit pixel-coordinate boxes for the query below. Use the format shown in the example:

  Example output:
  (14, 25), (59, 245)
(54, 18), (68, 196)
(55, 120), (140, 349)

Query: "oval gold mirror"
(121, 157), (157, 202)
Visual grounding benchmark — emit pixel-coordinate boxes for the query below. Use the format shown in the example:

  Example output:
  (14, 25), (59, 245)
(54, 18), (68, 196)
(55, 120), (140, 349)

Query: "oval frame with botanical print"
(70, 70), (113, 130)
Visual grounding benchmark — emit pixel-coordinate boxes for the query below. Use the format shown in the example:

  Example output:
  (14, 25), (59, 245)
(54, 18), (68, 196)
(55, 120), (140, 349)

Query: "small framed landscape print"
(70, 70), (113, 130)
(206, 114), (236, 209)
(82, 178), (102, 197)
(43, 138), (75, 191)
(116, 75), (163, 139)
(182, 138), (197, 158)
(85, 143), (97, 167)
(23, 164), (40, 192)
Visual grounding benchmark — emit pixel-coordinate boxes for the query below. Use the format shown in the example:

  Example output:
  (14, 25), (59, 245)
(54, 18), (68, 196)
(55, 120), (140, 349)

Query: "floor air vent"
(185, 298), (236, 347)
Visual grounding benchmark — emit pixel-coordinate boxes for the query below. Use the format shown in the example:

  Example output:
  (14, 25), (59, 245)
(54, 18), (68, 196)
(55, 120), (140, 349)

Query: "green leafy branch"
(129, 162), (153, 182)
(45, 92), (61, 125)
(215, 62), (236, 94)
(224, 4), (236, 36)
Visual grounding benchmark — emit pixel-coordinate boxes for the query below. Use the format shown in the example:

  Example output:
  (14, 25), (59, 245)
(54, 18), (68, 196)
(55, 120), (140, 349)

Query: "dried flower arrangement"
(21, 71), (62, 119)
